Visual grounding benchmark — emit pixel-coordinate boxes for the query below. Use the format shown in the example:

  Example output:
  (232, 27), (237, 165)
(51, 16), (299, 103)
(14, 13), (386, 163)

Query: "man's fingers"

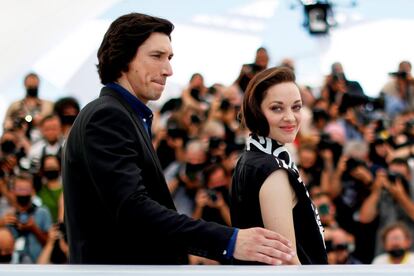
(258, 242), (294, 264)
(257, 227), (292, 247)
(252, 252), (282, 265)
(261, 237), (296, 257)
(234, 228), (296, 265)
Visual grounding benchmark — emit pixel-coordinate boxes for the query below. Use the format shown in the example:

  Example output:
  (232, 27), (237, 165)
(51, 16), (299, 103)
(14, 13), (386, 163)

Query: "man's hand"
(17, 216), (36, 232)
(233, 227), (295, 265)
(0, 213), (17, 227)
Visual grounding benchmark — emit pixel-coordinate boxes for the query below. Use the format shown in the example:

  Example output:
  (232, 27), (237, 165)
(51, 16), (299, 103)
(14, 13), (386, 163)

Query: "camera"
(345, 158), (365, 173)
(318, 133), (335, 150)
(167, 127), (187, 140)
(206, 189), (218, 202)
(190, 114), (201, 125)
(387, 171), (404, 185)
(389, 71), (408, 79)
(209, 137), (224, 150)
(338, 93), (384, 118)
(318, 203), (330, 216)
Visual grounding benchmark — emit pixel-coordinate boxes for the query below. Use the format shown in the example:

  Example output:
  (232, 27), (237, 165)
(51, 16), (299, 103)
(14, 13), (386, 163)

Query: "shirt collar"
(105, 82), (153, 121)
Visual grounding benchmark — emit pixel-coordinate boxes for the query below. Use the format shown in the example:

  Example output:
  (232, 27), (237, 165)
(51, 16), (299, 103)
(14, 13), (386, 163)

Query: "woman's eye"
(271, 106), (282, 112)
(292, 105), (302, 111)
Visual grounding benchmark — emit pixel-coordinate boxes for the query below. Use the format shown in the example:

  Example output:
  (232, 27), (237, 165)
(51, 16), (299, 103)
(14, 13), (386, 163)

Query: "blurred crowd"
(1, 49), (414, 265)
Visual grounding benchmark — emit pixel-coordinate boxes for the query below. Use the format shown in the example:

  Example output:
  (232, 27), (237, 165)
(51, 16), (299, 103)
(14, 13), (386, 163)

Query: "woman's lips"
(280, 125), (296, 132)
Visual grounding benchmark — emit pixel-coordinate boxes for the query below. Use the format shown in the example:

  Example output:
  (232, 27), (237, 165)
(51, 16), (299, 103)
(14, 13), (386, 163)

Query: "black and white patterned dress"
(231, 134), (327, 264)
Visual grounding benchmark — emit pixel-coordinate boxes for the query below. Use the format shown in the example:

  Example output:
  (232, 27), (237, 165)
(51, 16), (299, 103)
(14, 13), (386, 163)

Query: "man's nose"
(162, 61), (173, 77)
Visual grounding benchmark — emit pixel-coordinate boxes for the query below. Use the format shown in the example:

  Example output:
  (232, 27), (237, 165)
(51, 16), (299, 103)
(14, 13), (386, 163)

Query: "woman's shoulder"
(239, 150), (284, 172)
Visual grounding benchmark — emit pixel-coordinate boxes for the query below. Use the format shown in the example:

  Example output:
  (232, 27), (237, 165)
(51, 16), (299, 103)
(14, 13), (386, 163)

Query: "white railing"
(1, 265), (414, 276)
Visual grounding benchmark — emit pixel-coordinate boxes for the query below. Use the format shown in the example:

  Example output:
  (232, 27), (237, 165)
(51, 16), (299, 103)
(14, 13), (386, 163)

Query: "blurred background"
(1, 0), (414, 123)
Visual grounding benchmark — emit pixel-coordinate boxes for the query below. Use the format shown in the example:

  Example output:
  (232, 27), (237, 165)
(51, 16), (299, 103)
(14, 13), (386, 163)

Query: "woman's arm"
(259, 169), (301, 265)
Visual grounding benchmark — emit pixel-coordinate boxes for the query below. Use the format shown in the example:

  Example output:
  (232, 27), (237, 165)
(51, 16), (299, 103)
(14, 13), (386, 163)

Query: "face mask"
(387, 248), (406, 258)
(0, 254), (12, 263)
(1, 140), (16, 154)
(61, 115), (77, 125)
(26, 87), (38, 97)
(16, 195), (32, 207)
(44, 170), (60, 180)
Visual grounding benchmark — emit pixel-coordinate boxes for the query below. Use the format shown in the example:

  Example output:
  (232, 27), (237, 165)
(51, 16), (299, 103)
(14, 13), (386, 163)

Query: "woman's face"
(260, 82), (302, 144)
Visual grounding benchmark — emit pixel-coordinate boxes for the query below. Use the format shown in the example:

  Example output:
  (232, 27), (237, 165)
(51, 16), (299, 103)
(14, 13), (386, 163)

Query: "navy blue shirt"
(106, 82), (153, 138)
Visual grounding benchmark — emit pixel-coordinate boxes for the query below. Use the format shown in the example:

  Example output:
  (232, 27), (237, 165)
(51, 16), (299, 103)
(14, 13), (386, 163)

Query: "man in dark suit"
(63, 12), (295, 265)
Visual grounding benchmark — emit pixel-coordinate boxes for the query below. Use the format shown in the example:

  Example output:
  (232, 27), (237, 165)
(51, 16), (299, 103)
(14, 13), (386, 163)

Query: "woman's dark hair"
(241, 66), (296, 136)
(97, 13), (174, 84)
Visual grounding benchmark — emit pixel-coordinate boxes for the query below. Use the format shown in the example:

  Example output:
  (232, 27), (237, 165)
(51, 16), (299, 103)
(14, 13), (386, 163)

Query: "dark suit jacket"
(63, 87), (233, 264)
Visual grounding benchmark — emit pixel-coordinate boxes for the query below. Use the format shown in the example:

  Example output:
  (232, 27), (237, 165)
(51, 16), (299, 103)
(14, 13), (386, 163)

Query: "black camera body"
(346, 158), (366, 173)
(206, 189), (218, 202)
(387, 171), (405, 185)
(389, 71), (408, 79)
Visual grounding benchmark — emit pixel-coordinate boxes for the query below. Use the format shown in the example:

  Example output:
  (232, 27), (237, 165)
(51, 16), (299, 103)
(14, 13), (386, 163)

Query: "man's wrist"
(224, 228), (239, 259)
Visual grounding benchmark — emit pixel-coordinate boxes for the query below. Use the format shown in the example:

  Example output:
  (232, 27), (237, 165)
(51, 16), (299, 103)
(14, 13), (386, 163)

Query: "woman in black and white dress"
(231, 66), (327, 265)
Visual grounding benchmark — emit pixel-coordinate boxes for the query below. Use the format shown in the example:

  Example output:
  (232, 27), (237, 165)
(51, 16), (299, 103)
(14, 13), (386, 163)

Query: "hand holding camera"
(1, 213), (17, 226)
(195, 189), (225, 209)
(382, 172), (406, 200)
(195, 189), (209, 208)
(16, 215), (35, 232)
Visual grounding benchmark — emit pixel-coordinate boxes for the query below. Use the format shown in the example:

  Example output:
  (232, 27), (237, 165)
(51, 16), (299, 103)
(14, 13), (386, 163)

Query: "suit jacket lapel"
(99, 87), (163, 173)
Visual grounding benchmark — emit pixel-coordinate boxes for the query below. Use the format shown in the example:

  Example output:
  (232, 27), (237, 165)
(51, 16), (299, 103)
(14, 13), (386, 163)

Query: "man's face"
(24, 76), (39, 89)
(42, 117), (62, 143)
(255, 49), (268, 68)
(124, 32), (173, 104)
(384, 228), (411, 251)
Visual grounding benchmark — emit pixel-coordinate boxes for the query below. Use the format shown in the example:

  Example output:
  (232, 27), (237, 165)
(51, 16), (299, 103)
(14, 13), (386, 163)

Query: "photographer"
(192, 164), (231, 227)
(181, 73), (210, 113)
(372, 222), (414, 264)
(190, 164), (231, 265)
(0, 227), (16, 264)
(37, 222), (68, 264)
(234, 47), (269, 93)
(321, 62), (364, 105)
(25, 114), (63, 175)
(3, 73), (54, 142)
(0, 131), (23, 215)
(381, 61), (414, 118)
(2, 172), (52, 263)
(37, 155), (63, 223)
(165, 139), (207, 216)
(360, 158), (414, 255)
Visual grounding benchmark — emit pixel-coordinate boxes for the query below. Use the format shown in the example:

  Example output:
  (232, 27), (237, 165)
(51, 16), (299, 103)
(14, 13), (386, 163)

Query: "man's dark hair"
(241, 66), (296, 136)
(97, 13), (174, 84)
(23, 72), (39, 84)
(39, 114), (60, 126)
(54, 97), (80, 115)
(380, 222), (412, 245)
(390, 158), (410, 173)
(13, 171), (34, 185)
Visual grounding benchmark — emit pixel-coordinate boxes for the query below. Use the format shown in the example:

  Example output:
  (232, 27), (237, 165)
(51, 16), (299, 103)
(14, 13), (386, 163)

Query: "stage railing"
(1, 265), (414, 276)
